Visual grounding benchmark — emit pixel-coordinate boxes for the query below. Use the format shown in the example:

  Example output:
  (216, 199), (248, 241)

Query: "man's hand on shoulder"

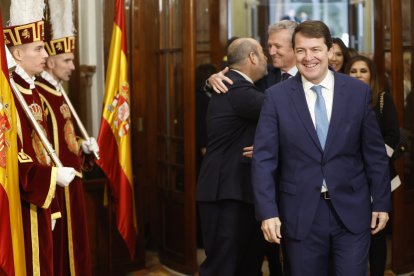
(261, 217), (282, 244)
(207, 67), (233, 93)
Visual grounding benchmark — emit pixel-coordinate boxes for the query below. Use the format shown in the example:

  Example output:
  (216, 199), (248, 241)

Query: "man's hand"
(81, 137), (100, 155)
(56, 167), (76, 187)
(242, 145), (253, 158)
(261, 217), (282, 244)
(208, 67), (233, 93)
(371, 211), (389, 234)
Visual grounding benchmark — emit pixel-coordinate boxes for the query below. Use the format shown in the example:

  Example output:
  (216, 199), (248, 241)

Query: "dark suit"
(255, 65), (282, 92)
(197, 70), (264, 275)
(252, 71), (391, 276)
(255, 64), (285, 276)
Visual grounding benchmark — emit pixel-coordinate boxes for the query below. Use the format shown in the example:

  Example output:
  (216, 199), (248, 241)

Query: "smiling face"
(329, 43), (344, 72)
(294, 32), (332, 84)
(348, 60), (371, 85)
(267, 29), (296, 72)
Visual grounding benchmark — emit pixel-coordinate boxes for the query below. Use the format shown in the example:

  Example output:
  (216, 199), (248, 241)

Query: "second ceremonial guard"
(35, 0), (100, 275)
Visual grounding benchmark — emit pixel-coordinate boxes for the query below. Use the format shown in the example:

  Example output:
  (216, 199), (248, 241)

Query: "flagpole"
(60, 85), (100, 159)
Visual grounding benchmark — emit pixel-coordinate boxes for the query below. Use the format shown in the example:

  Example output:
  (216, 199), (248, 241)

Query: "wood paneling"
(155, 0), (197, 273)
(130, 0), (161, 253)
(210, 0), (228, 68)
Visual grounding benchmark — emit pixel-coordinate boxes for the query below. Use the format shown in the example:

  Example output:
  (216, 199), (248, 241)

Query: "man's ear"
(10, 47), (23, 62)
(46, 57), (54, 69)
(248, 52), (257, 65)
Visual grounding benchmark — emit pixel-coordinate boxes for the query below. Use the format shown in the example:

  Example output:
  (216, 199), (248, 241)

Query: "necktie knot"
(311, 85), (323, 96)
(281, 72), (291, 81)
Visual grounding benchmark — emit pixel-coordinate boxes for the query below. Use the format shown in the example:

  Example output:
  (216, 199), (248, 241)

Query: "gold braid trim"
(42, 167), (57, 209)
(14, 83), (32, 95)
(65, 186), (76, 275)
(51, 211), (62, 220)
(35, 81), (62, 96)
(30, 204), (40, 276)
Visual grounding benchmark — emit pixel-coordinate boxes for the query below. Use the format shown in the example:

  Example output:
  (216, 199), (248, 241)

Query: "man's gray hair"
(268, 20), (298, 36)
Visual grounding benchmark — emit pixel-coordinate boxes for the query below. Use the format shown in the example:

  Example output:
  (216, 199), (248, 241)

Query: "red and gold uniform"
(36, 72), (92, 276)
(12, 69), (59, 276)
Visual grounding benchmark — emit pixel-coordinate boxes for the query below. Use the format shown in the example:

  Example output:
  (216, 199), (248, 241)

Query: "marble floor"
(127, 249), (414, 276)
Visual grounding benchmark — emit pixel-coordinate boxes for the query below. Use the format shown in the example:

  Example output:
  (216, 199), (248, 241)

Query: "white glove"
(52, 219), (56, 231)
(56, 167), (76, 187)
(81, 137), (100, 154)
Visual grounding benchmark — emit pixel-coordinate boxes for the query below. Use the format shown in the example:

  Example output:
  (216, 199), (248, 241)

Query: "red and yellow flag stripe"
(97, 0), (137, 258)
(0, 8), (26, 276)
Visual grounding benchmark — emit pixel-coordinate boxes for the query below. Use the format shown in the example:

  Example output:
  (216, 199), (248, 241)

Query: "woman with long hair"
(329, 37), (351, 73)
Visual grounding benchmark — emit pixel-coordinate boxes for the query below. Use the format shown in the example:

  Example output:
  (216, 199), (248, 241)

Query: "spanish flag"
(97, 0), (137, 258)
(0, 9), (26, 276)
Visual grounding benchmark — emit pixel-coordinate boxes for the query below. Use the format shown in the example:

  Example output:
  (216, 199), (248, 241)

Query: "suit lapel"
(289, 77), (322, 151)
(324, 73), (347, 153)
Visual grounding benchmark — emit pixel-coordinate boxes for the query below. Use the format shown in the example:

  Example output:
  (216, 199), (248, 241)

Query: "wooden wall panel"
(130, 0), (161, 253)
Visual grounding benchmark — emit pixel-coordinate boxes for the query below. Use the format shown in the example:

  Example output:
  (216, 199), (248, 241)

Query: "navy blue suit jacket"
(252, 71), (391, 240)
(197, 70), (264, 204)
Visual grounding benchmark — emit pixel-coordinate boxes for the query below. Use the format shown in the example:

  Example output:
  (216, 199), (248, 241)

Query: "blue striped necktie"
(312, 85), (329, 191)
(311, 85), (329, 149)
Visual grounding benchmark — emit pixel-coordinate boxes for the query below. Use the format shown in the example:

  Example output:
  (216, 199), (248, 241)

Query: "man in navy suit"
(252, 20), (391, 276)
(197, 37), (268, 276)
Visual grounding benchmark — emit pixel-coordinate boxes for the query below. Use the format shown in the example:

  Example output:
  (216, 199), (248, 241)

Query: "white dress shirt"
(302, 70), (335, 128)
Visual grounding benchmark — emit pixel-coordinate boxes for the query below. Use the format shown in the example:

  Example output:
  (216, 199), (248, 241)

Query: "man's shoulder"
(225, 70), (251, 83)
(225, 70), (258, 91)
(334, 72), (369, 91)
(266, 74), (299, 93)
(35, 77), (56, 94)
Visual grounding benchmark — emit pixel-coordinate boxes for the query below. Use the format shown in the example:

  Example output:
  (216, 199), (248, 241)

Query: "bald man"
(196, 38), (268, 276)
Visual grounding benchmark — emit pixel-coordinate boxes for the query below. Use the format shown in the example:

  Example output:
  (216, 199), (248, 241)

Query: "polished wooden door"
(155, 0), (197, 274)
(374, 0), (414, 273)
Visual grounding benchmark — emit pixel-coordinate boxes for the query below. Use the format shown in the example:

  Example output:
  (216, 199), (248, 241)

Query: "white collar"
(283, 66), (298, 77)
(40, 71), (61, 91)
(302, 70), (334, 91)
(230, 69), (254, 84)
(15, 65), (36, 89)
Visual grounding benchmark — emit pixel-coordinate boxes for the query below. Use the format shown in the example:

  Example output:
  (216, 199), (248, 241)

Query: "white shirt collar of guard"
(15, 64), (36, 89)
(41, 71), (61, 91)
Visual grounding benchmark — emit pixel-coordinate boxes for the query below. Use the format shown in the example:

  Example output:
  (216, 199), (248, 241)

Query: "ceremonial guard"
(35, 0), (99, 275)
(3, 0), (76, 275)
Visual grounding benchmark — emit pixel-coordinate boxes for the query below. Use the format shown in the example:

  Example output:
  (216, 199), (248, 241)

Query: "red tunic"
(12, 71), (58, 276)
(35, 75), (92, 276)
